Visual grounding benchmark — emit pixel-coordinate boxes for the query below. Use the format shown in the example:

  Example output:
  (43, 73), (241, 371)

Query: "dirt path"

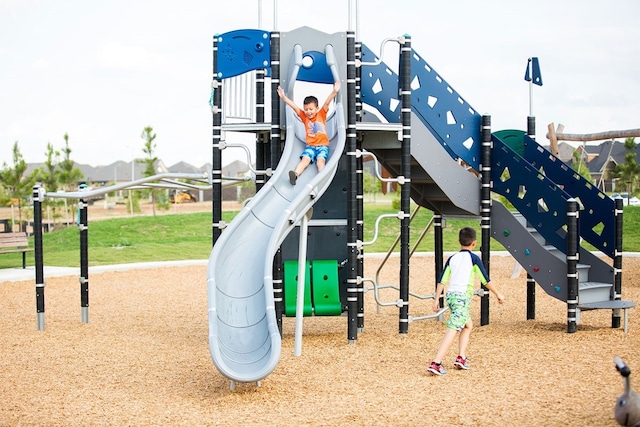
(1, 255), (638, 426)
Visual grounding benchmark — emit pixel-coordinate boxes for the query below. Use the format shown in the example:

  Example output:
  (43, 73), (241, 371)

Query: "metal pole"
(529, 78), (533, 118)
(612, 197), (623, 329)
(294, 210), (311, 356)
(526, 115), (536, 320)
(270, 31), (281, 172)
(78, 190), (89, 323)
(255, 66), (266, 191)
(566, 199), (579, 333)
(480, 115), (492, 326)
(273, 0), (278, 31)
(434, 214), (444, 321)
(270, 31), (284, 334)
(346, 30), (359, 342)
(33, 185), (45, 331)
(354, 35), (364, 333)
(212, 35), (223, 245)
(355, 0), (360, 41)
(526, 275), (536, 320)
(398, 35), (411, 334)
(255, 0), (266, 191)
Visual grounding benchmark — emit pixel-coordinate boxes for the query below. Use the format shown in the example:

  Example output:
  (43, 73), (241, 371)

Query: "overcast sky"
(1, 0), (639, 168)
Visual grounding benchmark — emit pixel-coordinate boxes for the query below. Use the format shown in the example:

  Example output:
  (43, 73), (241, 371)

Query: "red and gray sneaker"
(453, 355), (470, 370)
(427, 361), (447, 376)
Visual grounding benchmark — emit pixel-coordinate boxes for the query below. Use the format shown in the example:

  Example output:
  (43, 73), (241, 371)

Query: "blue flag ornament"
(524, 57), (543, 86)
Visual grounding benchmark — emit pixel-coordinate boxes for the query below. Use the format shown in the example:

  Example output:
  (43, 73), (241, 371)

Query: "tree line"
(0, 126), (162, 230)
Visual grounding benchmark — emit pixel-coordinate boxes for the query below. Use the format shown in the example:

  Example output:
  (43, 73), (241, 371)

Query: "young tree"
(0, 142), (37, 229)
(35, 143), (63, 222)
(138, 126), (162, 215)
(571, 148), (593, 183)
(57, 133), (84, 191)
(56, 133), (84, 222)
(611, 137), (640, 194)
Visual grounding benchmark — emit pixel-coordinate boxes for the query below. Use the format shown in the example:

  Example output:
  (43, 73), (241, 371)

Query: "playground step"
(578, 281), (613, 304)
(577, 263), (591, 283)
(577, 300), (636, 333)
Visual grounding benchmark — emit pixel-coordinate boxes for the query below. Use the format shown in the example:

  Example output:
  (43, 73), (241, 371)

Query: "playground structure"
(21, 8), (635, 390)
(205, 21), (636, 387)
(28, 172), (243, 329)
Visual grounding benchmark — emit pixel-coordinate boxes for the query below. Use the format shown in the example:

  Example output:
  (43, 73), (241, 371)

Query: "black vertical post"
(398, 35), (411, 334)
(32, 185), (45, 331)
(211, 35), (223, 245)
(270, 32), (281, 173)
(355, 38), (365, 332)
(527, 116), (536, 139)
(566, 199), (579, 333)
(526, 275), (536, 320)
(255, 67), (266, 191)
(78, 195), (89, 324)
(480, 115), (492, 325)
(612, 197), (623, 328)
(270, 31), (284, 334)
(346, 30), (359, 342)
(526, 116), (536, 319)
(434, 214), (444, 313)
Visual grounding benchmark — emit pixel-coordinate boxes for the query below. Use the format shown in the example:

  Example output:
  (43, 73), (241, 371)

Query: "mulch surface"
(1, 254), (639, 426)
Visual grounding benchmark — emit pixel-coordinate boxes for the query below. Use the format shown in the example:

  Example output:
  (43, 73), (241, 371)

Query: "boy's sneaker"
(289, 170), (298, 185)
(427, 362), (447, 376)
(453, 355), (470, 370)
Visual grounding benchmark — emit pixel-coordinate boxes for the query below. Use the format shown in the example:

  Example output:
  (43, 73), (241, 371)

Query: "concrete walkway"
(0, 260), (208, 283)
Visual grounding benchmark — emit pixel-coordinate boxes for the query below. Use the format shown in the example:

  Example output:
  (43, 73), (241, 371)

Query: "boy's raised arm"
(277, 86), (300, 114)
(322, 80), (341, 111)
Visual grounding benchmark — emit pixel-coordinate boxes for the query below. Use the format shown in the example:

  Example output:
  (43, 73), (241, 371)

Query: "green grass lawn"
(2, 203), (640, 269)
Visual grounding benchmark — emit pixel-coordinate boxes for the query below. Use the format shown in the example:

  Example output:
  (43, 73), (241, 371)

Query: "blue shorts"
(445, 292), (472, 331)
(300, 145), (329, 164)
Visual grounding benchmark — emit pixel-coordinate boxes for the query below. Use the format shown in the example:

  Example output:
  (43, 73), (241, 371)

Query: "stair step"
(577, 264), (590, 283)
(578, 281), (613, 304)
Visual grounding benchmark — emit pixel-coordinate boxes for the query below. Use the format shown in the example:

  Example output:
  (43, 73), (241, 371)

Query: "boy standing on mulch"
(427, 227), (505, 376)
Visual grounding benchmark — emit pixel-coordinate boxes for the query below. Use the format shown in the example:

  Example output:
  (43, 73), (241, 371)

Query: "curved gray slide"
(207, 46), (345, 383)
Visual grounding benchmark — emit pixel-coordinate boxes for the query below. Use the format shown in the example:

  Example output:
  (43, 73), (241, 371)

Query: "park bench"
(0, 232), (33, 269)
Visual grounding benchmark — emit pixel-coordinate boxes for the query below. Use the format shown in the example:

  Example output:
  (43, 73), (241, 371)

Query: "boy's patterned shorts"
(301, 145), (329, 164)
(445, 292), (472, 331)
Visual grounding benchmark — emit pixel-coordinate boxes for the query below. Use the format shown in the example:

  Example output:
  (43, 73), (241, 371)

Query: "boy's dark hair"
(459, 227), (477, 246)
(303, 95), (319, 107)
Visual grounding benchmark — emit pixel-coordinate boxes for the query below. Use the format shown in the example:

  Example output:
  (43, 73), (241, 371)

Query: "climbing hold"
(533, 266), (540, 272)
(554, 286), (561, 293)
(525, 248), (531, 255)
(503, 230), (510, 237)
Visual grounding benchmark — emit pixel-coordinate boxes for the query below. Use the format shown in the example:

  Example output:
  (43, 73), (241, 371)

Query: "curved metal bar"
(356, 36), (403, 67)
(359, 149), (401, 183)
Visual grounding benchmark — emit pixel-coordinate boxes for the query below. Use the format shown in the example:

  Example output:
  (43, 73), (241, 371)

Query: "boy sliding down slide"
(276, 81), (340, 185)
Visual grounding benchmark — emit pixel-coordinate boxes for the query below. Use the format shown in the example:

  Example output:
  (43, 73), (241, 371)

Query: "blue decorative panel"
(215, 29), (270, 79)
(296, 50), (334, 84)
(360, 44), (481, 170)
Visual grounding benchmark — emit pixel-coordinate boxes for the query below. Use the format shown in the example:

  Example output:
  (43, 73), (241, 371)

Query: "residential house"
(544, 140), (639, 193)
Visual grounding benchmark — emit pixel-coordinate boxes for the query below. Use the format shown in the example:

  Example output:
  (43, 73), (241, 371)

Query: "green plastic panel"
(311, 260), (342, 316)
(284, 261), (312, 316)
